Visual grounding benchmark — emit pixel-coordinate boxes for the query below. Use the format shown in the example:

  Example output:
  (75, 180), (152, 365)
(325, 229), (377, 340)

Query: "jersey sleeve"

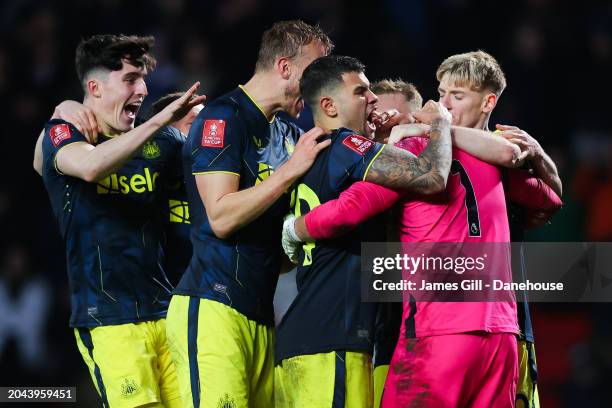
(333, 132), (385, 182)
(505, 168), (563, 228)
(395, 136), (428, 156)
(42, 120), (89, 174)
(191, 104), (243, 175)
(305, 181), (402, 239)
(505, 169), (563, 211)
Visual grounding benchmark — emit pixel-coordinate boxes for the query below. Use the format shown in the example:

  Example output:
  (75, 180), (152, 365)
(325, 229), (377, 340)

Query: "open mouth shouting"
(123, 100), (142, 123)
(366, 108), (378, 137)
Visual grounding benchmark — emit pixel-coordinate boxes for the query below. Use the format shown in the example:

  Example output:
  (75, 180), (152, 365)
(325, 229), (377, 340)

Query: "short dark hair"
(148, 92), (200, 118)
(75, 34), (156, 88)
(299, 55), (365, 109)
(255, 20), (333, 72)
(149, 92), (182, 117)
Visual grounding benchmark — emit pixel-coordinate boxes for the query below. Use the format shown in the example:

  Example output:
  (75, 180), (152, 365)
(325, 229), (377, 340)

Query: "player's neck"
(242, 74), (283, 121)
(314, 115), (342, 135)
(474, 114), (490, 131)
(83, 97), (120, 137)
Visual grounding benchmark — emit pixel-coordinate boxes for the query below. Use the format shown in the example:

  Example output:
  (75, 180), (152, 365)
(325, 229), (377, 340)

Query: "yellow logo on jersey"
(252, 135), (263, 149)
(285, 137), (295, 154)
(96, 168), (159, 194)
(255, 162), (274, 185)
(169, 199), (190, 224)
(142, 140), (161, 159)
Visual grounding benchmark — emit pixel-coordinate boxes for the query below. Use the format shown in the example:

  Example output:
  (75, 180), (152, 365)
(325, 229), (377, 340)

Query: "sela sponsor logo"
(202, 119), (226, 148)
(49, 124), (72, 147)
(96, 168), (159, 194)
(169, 199), (190, 224)
(342, 134), (373, 156)
(255, 162), (274, 185)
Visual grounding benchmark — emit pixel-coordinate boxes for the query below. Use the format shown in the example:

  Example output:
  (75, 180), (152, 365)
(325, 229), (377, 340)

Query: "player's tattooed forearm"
(367, 118), (452, 193)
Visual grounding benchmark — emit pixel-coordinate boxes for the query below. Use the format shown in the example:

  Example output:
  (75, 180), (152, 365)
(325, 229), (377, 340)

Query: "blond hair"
(436, 50), (506, 96)
(255, 20), (334, 72)
(371, 79), (423, 109)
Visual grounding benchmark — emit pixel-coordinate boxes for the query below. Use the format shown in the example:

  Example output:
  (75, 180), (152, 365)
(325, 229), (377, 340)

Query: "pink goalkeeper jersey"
(396, 137), (519, 338)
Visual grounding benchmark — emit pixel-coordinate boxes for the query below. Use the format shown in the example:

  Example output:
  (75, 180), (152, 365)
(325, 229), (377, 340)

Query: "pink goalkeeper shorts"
(382, 332), (518, 408)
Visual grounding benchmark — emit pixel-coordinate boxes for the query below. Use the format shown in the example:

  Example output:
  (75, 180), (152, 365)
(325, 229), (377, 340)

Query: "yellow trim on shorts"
(193, 171), (240, 176)
(363, 144), (387, 181)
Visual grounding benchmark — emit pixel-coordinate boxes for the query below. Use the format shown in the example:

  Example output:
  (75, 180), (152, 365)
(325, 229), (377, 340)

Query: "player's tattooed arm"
(366, 116), (452, 194)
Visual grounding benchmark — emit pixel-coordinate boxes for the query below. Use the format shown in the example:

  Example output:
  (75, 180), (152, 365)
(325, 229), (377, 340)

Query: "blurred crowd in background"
(1, 0), (611, 406)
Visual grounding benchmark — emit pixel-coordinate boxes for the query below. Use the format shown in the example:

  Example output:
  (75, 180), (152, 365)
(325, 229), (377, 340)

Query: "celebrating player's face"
(97, 61), (148, 135)
(437, 73), (488, 128)
(284, 41), (328, 118)
(335, 71), (378, 137)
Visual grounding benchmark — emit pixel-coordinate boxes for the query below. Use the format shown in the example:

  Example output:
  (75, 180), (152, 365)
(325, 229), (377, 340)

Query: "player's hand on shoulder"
(52, 100), (100, 143)
(412, 100), (452, 125)
(151, 82), (207, 126)
(387, 123), (431, 145)
(284, 126), (330, 178)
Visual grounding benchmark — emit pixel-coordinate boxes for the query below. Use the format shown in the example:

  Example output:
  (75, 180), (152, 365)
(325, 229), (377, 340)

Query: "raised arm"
(365, 101), (452, 194)
(198, 127), (330, 239)
(56, 83), (204, 182)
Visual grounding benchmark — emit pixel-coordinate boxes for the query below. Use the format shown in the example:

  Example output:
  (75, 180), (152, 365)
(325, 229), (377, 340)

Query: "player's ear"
(275, 56), (291, 80)
(482, 93), (497, 113)
(87, 79), (102, 98)
(320, 96), (337, 117)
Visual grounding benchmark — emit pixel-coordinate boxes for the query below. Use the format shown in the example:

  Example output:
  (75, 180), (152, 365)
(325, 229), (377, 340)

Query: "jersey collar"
(238, 85), (276, 124)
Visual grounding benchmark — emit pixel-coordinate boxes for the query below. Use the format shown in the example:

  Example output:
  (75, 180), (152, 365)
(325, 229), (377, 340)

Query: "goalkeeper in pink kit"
(283, 51), (562, 407)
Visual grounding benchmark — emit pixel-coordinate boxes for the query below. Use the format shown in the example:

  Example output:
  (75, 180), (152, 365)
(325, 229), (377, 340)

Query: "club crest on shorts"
(342, 134), (373, 156)
(202, 119), (226, 148)
(120, 378), (139, 397)
(217, 394), (236, 408)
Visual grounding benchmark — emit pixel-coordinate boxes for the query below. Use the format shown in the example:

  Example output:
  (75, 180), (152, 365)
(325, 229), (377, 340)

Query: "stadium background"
(0, 0), (611, 406)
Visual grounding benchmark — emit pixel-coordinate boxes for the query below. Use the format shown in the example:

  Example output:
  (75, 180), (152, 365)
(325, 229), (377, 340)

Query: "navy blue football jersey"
(175, 86), (301, 325)
(161, 128), (192, 286)
(275, 128), (386, 363)
(507, 201), (535, 342)
(42, 119), (181, 327)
